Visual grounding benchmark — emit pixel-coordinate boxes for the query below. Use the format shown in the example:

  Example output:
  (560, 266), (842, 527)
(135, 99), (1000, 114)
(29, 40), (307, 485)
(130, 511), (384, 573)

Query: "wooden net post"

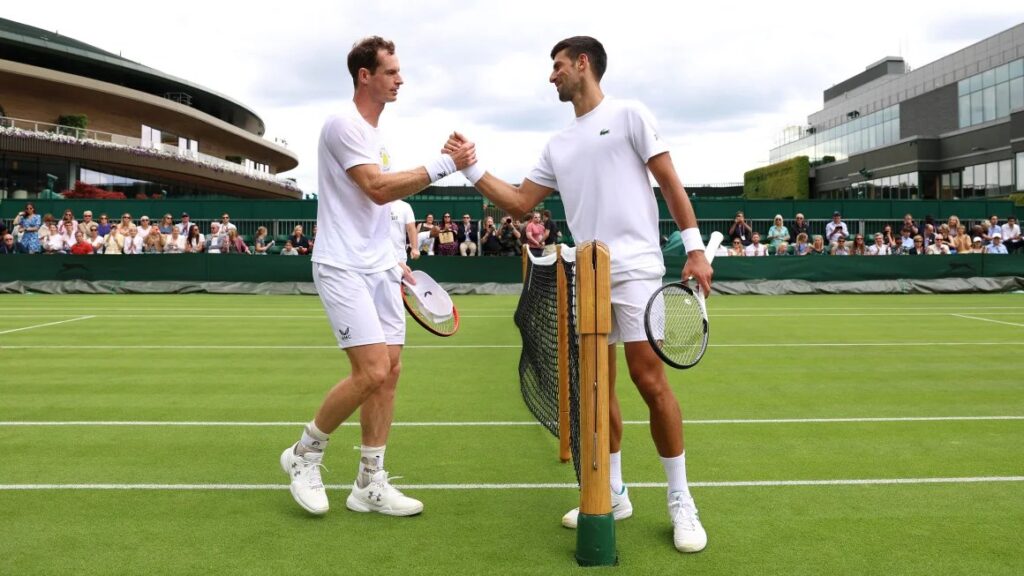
(573, 240), (616, 567)
(556, 244), (570, 463)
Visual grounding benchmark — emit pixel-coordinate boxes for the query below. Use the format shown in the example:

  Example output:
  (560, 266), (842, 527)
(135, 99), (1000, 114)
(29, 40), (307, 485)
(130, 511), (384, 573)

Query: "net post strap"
(575, 241), (612, 517)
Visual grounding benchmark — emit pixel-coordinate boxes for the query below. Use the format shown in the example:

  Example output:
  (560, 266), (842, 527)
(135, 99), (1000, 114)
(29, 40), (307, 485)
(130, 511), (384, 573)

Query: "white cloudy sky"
(6, 1), (1024, 196)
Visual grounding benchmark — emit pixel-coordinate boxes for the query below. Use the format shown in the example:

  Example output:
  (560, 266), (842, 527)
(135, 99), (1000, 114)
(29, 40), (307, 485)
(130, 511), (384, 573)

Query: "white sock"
(296, 421), (329, 454)
(357, 445), (386, 487)
(609, 451), (624, 494)
(660, 452), (690, 501)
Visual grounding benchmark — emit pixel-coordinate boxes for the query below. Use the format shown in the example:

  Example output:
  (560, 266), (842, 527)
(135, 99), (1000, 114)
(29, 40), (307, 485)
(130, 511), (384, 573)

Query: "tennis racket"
(402, 270), (460, 337)
(644, 231), (723, 369)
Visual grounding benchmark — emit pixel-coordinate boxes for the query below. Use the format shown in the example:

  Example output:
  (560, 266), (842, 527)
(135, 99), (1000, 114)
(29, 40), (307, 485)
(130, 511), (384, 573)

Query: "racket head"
(644, 281), (709, 369)
(401, 271), (459, 337)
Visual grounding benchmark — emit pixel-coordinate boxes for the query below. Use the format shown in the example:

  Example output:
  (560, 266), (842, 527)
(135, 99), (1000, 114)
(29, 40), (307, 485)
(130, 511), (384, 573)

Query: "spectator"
(727, 238), (745, 257)
(850, 234), (867, 256)
(866, 233), (892, 256)
(774, 242), (789, 256)
(116, 213), (134, 236)
(908, 235), (926, 255)
(766, 214), (790, 251)
(985, 233), (1008, 254)
(220, 213), (237, 234)
(926, 234), (950, 255)
(881, 225), (898, 250)
(253, 226), (272, 255)
(744, 232), (769, 256)
(309, 224), (317, 255)
(897, 227), (915, 254)
(1001, 215), (1022, 253)
(830, 236), (850, 256)
(175, 212), (194, 235)
(793, 232), (810, 256)
(78, 210), (97, 237)
(136, 216), (152, 240)
(480, 216), (502, 256)
(158, 214), (175, 234)
(389, 201), (417, 262)
(185, 225), (206, 253)
(497, 216), (521, 255)
(123, 226), (143, 255)
(289, 225), (311, 255)
(951, 226), (972, 254)
(13, 203), (42, 254)
(542, 210), (559, 256)
(524, 211), (547, 257)
(983, 215), (1000, 244)
(88, 226), (105, 254)
(96, 213), (112, 237)
(728, 211), (753, 246)
(458, 214), (478, 256)
(164, 227), (186, 254)
(901, 213), (919, 237)
(207, 222), (223, 254)
(808, 235), (827, 256)
(417, 214), (436, 256)
(946, 216), (962, 242)
(968, 236), (985, 254)
(42, 223), (66, 253)
(434, 214), (459, 256)
(223, 228), (251, 254)
(69, 231), (93, 255)
(280, 240), (299, 255)
(103, 226), (124, 255)
(38, 214), (55, 243)
(790, 213), (809, 241)
(143, 229), (164, 254)
(1, 233), (26, 254)
(57, 209), (78, 243)
(825, 211), (848, 244)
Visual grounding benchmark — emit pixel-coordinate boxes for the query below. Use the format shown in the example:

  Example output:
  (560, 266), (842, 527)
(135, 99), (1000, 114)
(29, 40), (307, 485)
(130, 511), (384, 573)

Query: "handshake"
(440, 132), (485, 185)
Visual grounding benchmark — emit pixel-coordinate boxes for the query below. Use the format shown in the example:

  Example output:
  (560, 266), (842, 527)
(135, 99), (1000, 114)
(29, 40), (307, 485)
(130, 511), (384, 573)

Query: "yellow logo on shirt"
(380, 147), (391, 172)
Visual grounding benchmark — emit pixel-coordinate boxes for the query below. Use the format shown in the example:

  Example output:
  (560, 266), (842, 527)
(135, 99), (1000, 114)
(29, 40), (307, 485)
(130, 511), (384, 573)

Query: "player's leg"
(618, 276), (707, 553)
(345, 267), (422, 516)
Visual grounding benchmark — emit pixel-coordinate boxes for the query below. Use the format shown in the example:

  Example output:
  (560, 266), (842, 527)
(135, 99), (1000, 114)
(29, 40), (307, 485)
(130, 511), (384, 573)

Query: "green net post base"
(575, 512), (618, 567)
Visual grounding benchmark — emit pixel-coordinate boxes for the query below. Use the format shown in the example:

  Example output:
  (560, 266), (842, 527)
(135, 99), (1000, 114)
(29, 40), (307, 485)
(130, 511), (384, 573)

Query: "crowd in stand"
(408, 209), (560, 258)
(0, 203), (316, 256)
(720, 210), (1022, 257)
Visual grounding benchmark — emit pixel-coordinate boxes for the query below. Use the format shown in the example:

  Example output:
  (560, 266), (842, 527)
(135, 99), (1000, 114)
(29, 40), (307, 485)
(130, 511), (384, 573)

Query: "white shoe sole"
(280, 447), (328, 516)
(345, 493), (423, 517)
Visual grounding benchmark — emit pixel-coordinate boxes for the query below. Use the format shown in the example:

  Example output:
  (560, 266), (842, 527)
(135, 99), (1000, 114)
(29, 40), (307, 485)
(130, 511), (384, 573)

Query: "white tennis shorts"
(313, 262), (405, 349)
(608, 273), (662, 345)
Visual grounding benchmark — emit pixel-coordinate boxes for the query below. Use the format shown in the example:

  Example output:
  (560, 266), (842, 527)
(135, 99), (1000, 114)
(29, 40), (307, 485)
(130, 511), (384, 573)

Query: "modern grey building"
(771, 22), (1024, 200)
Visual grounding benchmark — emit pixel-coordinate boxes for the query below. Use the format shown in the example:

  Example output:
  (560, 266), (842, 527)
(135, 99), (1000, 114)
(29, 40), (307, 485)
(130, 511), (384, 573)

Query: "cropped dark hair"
(347, 36), (396, 88)
(550, 36), (607, 81)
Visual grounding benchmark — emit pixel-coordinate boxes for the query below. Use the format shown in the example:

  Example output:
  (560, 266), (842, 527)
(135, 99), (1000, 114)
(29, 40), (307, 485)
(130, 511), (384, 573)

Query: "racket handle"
(703, 231), (724, 265)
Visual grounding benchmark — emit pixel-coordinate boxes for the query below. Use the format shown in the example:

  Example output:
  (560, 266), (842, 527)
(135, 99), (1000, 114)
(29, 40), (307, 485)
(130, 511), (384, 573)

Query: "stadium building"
(767, 22), (1024, 201)
(0, 17), (300, 200)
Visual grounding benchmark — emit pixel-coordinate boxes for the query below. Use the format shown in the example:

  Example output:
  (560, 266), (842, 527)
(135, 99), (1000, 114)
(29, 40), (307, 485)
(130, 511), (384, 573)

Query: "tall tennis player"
(446, 36), (713, 553)
(280, 36), (475, 517)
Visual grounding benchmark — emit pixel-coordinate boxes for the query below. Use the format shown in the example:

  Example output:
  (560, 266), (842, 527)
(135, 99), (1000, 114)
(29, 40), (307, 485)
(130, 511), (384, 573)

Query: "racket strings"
(649, 285), (708, 367)
(403, 286), (457, 336)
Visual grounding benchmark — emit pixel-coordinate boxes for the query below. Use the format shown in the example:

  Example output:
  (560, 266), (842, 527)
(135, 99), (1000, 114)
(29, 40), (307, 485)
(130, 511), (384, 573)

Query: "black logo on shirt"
(339, 327), (351, 341)
(599, 129), (610, 136)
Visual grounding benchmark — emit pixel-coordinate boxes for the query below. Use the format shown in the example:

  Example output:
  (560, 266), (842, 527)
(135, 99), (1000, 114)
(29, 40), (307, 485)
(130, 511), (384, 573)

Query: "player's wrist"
(461, 163), (486, 185)
(425, 155), (458, 183)
(681, 227), (704, 253)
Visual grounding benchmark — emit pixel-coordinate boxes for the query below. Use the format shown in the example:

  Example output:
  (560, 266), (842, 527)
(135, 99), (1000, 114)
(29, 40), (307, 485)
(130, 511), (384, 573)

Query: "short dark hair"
(348, 36), (396, 88)
(550, 36), (607, 81)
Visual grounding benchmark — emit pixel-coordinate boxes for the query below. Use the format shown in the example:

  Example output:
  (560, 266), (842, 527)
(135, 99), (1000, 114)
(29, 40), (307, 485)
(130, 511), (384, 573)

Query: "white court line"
(5, 311), (1024, 319)
(2, 416), (1021, 427)
(0, 305), (1022, 313)
(1, 476), (1022, 491)
(952, 314), (1024, 328)
(3, 342), (1024, 351)
(0, 315), (95, 336)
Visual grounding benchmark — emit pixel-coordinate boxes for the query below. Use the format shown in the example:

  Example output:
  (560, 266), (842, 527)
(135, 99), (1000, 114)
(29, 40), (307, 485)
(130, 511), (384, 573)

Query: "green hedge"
(743, 156), (810, 199)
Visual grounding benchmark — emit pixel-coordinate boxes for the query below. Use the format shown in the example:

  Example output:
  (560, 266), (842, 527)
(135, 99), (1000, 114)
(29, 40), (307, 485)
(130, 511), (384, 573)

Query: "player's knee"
(354, 361), (391, 392)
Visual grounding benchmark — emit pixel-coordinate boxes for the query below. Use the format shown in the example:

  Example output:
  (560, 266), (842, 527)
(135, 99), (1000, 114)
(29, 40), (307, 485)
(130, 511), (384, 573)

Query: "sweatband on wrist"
(681, 227), (704, 253)
(425, 155), (458, 183)
(461, 163), (486, 185)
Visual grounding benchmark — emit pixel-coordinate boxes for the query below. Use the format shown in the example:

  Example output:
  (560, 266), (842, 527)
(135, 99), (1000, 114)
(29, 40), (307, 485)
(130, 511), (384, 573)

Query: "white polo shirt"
(313, 101), (397, 274)
(389, 199), (416, 264)
(527, 98), (669, 277)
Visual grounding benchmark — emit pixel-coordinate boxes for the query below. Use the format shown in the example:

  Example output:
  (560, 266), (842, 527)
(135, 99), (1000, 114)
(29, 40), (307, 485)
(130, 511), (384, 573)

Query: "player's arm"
(347, 143), (475, 206)
(443, 132), (553, 218)
(648, 152), (713, 294)
(405, 221), (419, 260)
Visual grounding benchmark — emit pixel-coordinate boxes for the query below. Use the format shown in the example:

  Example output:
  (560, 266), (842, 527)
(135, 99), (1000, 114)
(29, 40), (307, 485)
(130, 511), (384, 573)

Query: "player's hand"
(409, 249), (420, 260)
(682, 250), (713, 297)
(400, 262), (415, 284)
(446, 142), (476, 171)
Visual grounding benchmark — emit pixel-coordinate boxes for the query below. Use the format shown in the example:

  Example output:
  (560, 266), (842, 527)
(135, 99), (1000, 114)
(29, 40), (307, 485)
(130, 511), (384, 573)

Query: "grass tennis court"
(1, 292), (1023, 575)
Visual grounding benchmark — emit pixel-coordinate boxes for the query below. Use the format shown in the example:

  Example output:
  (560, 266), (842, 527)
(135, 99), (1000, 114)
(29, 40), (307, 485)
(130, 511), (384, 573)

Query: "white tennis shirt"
(526, 98), (669, 276)
(389, 199), (416, 263)
(313, 101), (398, 273)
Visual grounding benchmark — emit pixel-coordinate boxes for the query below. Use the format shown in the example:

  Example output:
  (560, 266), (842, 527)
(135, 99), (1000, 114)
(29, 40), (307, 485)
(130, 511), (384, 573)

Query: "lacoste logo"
(599, 129), (610, 136)
(339, 327), (351, 341)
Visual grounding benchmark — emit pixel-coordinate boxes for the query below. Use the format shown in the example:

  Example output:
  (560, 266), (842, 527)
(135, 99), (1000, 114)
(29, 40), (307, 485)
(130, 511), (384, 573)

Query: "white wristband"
(681, 227), (704, 253)
(461, 163), (486, 185)
(425, 155), (458, 183)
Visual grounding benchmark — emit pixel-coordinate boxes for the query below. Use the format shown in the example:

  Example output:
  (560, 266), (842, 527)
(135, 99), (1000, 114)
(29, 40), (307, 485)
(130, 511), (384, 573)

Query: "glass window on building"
(1011, 77), (1024, 111)
(1017, 152), (1024, 192)
(999, 159), (1013, 195)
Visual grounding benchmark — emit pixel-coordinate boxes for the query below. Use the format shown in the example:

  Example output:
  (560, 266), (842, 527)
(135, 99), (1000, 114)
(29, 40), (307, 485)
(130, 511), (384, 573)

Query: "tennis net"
(514, 246), (581, 482)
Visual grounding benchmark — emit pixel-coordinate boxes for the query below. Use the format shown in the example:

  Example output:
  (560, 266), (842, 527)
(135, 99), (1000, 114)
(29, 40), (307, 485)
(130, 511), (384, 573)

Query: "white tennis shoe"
(280, 444), (328, 515)
(669, 492), (707, 553)
(346, 470), (423, 517)
(561, 486), (634, 529)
